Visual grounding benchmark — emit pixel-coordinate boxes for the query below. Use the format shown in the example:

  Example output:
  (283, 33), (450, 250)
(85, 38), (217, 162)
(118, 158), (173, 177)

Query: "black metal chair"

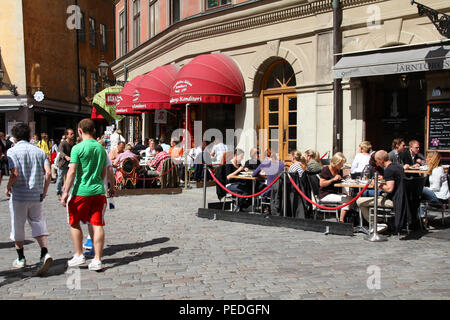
(422, 172), (449, 226)
(306, 173), (340, 222)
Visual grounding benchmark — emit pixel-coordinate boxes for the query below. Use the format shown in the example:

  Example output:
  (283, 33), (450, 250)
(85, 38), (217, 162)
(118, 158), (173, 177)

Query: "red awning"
(91, 106), (106, 121)
(134, 64), (179, 110)
(116, 75), (145, 115)
(169, 53), (245, 105)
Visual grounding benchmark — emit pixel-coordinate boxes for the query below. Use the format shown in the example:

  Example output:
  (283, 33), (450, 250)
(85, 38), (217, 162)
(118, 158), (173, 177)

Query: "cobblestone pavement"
(0, 177), (449, 300)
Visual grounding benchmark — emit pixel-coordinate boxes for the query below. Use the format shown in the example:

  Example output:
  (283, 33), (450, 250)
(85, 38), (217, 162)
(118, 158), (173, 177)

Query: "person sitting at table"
(244, 148), (261, 171)
(169, 139), (184, 159)
(252, 152), (285, 198)
(288, 150), (306, 177)
(400, 140), (425, 169)
(356, 150), (404, 233)
(193, 140), (212, 182)
(109, 141), (125, 166)
(132, 139), (146, 155)
(224, 149), (252, 210)
(304, 149), (322, 173)
(210, 136), (228, 165)
(145, 138), (157, 158)
(147, 145), (171, 175)
(388, 138), (406, 166)
(114, 144), (139, 168)
(420, 151), (449, 219)
(351, 141), (372, 176)
(319, 152), (353, 223)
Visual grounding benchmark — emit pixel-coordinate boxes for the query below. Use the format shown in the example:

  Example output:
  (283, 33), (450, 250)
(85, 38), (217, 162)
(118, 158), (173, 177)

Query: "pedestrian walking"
(61, 119), (110, 271)
(5, 123), (53, 276)
(56, 129), (75, 199)
(37, 133), (52, 162)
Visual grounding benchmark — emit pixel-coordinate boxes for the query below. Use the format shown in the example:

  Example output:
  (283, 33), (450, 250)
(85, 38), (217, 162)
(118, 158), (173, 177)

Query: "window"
(264, 61), (296, 89)
(79, 68), (87, 98)
(99, 23), (107, 51)
(78, 11), (85, 42)
(149, 1), (159, 38)
(133, 0), (141, 48)
(90, 71), (98, 97)
(119, 11), (126, 56)
(89, 17), (96, 47)
(206, 0), (231, 10)
(170, 0), (180, 24)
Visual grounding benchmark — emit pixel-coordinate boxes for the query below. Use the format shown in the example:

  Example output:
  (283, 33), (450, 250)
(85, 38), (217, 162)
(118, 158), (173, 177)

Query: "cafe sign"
(105, 93), (117, 106)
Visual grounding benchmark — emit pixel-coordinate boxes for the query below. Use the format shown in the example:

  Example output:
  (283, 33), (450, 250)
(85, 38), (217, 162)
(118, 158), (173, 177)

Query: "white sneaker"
(88, 259), (102, 271)
(67, 254), (86, 267)
(12, 258), (26, 269)
(36, 253), (53, 276)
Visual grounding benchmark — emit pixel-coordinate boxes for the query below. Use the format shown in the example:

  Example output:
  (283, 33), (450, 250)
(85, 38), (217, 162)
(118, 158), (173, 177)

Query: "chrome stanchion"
(365, 171), (387, 242)
(203, 164), (207, 209)
(283, 168), (287, 218)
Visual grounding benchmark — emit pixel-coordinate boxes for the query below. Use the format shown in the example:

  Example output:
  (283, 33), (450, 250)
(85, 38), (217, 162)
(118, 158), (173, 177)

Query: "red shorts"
(68, 195), (107, 227)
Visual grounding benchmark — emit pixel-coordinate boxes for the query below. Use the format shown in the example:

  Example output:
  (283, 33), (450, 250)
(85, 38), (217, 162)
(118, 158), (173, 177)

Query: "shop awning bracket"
(411, 0), (450, 39)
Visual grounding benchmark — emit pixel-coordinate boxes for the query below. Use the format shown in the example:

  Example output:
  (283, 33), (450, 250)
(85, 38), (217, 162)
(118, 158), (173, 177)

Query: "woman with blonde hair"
(420, 151), (449, 218)
(351, 141), (372, 175)
(319, 152), (352, 223)
(289, 150), (307, 177)
(304, 149), (322, 173)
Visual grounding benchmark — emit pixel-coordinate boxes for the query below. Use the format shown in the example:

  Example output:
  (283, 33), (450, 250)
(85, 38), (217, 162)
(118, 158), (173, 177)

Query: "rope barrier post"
(203, 164), (207, 209)
(283, 167), (287, 218)
(365, 171), (387, 242)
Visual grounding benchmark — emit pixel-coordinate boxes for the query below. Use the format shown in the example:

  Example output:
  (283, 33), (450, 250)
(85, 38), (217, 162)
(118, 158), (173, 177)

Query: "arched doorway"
(260, 59), (297, 161)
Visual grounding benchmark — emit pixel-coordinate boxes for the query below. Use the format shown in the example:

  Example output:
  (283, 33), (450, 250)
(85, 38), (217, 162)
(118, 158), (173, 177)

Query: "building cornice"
(111, 0), (383, 76)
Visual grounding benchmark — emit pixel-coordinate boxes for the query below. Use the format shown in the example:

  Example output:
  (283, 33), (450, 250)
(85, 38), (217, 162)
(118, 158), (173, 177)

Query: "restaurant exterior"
(110, 0), (450, 162)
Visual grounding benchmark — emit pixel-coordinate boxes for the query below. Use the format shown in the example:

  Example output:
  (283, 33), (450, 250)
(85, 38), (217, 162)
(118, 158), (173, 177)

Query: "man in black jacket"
(399, 140), (424, 169)
(0, 131), (13, 176)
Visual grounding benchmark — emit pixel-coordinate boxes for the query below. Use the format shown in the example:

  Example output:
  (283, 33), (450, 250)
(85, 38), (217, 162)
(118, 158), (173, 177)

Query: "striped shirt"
(7, 140), (49, 201)
(150, 151), (171, 174)
(289, 162), (304, 177)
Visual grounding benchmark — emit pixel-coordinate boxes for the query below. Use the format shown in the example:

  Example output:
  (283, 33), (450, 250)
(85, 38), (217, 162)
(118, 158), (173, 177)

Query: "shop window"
(89, 17), (96, 47)
(206, 0), (231, 10)
(264, 61), (296, 89)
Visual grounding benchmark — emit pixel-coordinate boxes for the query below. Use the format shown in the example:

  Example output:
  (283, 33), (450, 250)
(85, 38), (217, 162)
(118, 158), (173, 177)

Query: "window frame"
(90, 70), (98, 97)
(205, 0), (232, 11)
(78, 11), (86, 42)
(88, 16), (97, 48)
(148, 0), (158, 39)
(99, 23), (107, 51)
(119, 10), (125, 56)
(79, 67), (87, 98)
(170, 0), (181, 25)
(133, 0), (141, 49)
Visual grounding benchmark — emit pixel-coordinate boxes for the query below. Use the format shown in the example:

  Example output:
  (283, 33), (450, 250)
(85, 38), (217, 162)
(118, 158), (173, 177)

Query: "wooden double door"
(261, 93), (298, 161)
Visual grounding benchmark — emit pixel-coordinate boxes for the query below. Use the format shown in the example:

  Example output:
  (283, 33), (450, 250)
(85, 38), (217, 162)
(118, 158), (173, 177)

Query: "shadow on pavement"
(101, 246), (179, 271)
(0, 237), (174, 287)
(102, 237), (170, 257)
(0, 240), (34, 250)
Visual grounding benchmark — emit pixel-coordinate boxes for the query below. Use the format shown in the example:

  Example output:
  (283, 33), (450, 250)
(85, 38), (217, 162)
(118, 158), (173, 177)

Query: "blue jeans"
(420, 187), (440, 217)
(56, 167), (68, 195)
(362, 189), (383, 197)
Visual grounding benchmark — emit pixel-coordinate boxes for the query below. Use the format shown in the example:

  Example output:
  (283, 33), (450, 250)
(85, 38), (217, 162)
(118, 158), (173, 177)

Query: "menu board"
(427, 101), (450, 152)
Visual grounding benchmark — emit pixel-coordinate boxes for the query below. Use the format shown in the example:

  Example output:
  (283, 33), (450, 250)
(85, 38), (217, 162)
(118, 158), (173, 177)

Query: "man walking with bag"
(61, 119), (111, 271)
(5, 123), (53, 276)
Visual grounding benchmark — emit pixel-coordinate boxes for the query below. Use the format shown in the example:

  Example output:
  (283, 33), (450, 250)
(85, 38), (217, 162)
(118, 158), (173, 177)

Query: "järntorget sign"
(396, 60), (450, 73)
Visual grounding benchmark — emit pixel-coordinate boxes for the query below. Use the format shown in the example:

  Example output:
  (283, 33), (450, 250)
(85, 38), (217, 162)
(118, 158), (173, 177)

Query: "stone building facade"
(111, 0), (450, 162)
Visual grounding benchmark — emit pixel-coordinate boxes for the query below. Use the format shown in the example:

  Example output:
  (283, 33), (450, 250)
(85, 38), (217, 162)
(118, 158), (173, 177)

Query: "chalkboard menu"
(427, 101), (450, 152)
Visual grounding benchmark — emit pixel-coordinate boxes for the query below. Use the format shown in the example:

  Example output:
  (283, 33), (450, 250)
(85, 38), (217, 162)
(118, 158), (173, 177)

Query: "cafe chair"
(120, 158), (138, 189)
(422, 173), (450, 226)
(306, 173), (340, 222)
(160, 158), (180, 188)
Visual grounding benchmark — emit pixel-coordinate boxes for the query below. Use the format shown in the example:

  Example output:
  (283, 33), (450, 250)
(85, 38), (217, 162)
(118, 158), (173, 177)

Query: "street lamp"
(0, 48), (18, 96)
(97, 55), (127, 87)
(411, 1), (450, 38)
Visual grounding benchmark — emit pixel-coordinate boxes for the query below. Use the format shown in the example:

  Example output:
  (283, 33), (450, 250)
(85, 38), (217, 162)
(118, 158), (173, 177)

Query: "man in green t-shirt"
(61, 119), (112, 271)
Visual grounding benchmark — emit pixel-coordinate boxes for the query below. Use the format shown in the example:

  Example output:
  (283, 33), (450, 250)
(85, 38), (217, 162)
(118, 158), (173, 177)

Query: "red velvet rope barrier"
(287, 173), (369, 210)
(120, 163), (178, 181)
(208, 169), (281, 199)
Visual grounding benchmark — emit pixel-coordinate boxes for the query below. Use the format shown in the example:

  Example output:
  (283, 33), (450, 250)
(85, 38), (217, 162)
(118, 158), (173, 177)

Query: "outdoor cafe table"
(335, 180), (374, 235)
(405, 166), (448, 175)
(229, 173), (265, 213)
